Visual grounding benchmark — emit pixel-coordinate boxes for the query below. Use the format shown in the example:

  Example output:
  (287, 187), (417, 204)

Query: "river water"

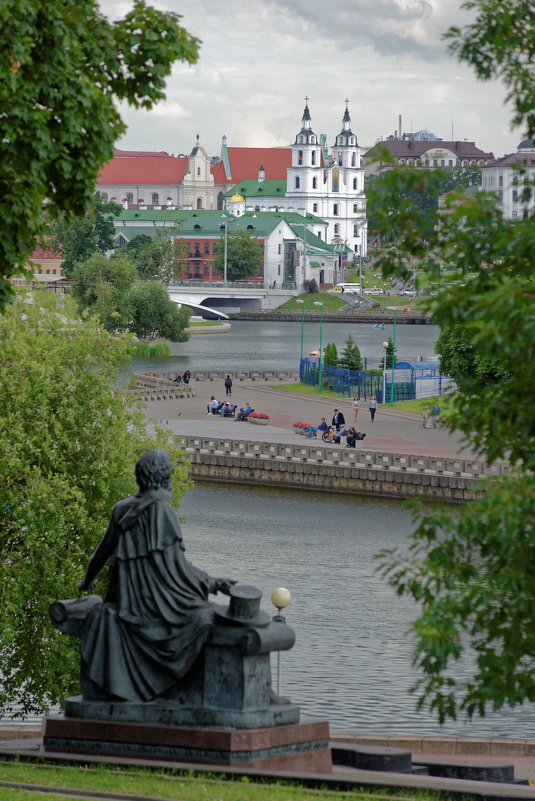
(129, 320), (440, 374)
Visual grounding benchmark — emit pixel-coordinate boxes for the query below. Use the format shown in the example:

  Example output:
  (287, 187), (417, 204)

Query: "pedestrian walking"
(369, 396), (377, 422)
(224, 374), (233, 396)
(352, 397), (360, 422)
(332, 409), (345, 430)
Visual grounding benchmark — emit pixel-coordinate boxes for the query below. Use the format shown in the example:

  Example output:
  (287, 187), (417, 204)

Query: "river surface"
(180, 482), (535, 738)
(129, 320), (440, 374)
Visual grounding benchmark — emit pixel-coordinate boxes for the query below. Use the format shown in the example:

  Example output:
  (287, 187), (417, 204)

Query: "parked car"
(397, 289), (416, 297)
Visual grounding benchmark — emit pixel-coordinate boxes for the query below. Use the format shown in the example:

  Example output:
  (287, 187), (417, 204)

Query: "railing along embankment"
(180, 436), (507, 504)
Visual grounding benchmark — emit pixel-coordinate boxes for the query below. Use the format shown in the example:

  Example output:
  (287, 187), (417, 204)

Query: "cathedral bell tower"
(287, 98), (322, 199)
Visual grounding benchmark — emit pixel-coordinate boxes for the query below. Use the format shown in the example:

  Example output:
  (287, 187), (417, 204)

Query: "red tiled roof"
(98, 156), (189, 185)
(212, 147), (292, 185)
(113, 148), (171, 157)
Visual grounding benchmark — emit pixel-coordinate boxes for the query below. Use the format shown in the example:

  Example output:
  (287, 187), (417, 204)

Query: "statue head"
(135, 450), (174, 491)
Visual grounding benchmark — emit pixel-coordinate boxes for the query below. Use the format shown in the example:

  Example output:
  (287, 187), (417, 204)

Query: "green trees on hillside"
(50, 198), (122, 276)
(213, 230), (264, 281)
(0, 294), (191, 715)
(0, 0), (199, 310)
(375, 0), (535, 722)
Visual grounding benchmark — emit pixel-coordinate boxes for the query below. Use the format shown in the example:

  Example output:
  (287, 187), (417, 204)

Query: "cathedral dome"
(229, 192), (245, 203)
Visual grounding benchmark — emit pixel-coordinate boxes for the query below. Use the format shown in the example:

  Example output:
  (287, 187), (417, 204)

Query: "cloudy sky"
(100, 0), (521, 161)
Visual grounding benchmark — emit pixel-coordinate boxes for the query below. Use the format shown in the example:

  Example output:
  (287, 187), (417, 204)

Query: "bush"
(303, 278), (318, 293)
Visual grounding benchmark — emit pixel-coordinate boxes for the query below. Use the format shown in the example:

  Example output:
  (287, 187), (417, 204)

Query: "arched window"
(152, 193), (159, 204)
(351, 153), (356, 167)
(312, 151), (316, 165)
(100, 192), (108, 202)
(333, 203), (339, 216)
(193, 224), (201, 229)
(247, 225), (254, 230)
(126, 192), (133, 203)
(298, 150), (303, 165)
(197, 167), (201, 176)
(312, 177), (317, 189)
(353, 225), (358, 236)
(334, 224), (339, 234)
(196, 198), (202, 209)
(313, 203), (318, 213)
(295, 177), (300, 189)
(338, 151), (342, 165)
(352, 178), (357, 190)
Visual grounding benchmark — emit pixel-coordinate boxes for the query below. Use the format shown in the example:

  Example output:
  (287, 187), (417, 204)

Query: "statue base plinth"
(43, 714), (332, 773)
(62, 695), (300, 729)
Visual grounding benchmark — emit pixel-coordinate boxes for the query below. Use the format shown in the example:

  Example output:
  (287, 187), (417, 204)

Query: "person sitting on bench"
(207, 396), (219, 414)
(235, 402), (253, 422)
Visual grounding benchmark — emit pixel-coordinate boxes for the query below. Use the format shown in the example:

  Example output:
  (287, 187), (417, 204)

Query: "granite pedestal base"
(43, 715), (332, 773)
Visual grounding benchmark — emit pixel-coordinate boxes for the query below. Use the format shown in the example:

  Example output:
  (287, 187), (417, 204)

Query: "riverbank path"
(142, 382), (476, 459)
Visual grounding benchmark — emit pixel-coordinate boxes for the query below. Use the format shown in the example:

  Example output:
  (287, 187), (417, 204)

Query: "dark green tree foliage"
(0, 0), (200, 310)
(114, 234), (154, 264)
(338, 333), (363, 371)
(50, 198), (122, 276)
(436, 324), (509, 386)
(128, 281), (191, 342)
(70, 252), (138, 332)
(303, 278), (318, 293)
(0, 293), (191, 715)
(135, 226), (188, 286)
(385, 336), (397, 369)
(213, 229), (264, 281)
(374, 0), (535, 724)
(323, 343), (338, 368)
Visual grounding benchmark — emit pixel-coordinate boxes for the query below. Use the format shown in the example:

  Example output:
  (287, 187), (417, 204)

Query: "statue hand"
(78, 578), (97, 593)
(215, 578), (236, 595)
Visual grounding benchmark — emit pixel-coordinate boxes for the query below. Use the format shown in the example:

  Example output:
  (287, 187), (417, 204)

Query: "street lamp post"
(271, 587), (292, 697)
(382, 340), (388, 405)
(390, 311), (397, 406)
(313, 301), (323, 395)
(296, 299), (304, 365)
(220, 214), (228, 287)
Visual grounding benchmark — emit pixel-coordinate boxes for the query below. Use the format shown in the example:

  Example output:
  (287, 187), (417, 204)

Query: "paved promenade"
(143, 382), (475, 458)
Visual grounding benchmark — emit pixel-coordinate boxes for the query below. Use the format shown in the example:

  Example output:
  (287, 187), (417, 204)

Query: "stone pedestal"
(43, 715), (332, 773)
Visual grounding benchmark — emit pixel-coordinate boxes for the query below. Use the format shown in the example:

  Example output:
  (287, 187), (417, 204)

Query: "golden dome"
(229, 192), (245, 203)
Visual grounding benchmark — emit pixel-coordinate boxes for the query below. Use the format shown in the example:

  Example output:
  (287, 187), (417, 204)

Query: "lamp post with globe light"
(271, 587), (292, 696)
(382, 340), (388, 404)
(296, 299), (304, 365)
(313, 301), (323, 394)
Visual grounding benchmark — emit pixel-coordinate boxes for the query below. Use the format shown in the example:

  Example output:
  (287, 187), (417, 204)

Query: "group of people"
(173, 370), (191, 384)
(352, 396), (377, 423)
(305, 407), (366, 447)
(207, 397), (237, 417)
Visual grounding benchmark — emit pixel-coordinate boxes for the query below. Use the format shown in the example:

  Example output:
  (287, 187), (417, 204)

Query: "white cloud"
(98, 0), (522, 159)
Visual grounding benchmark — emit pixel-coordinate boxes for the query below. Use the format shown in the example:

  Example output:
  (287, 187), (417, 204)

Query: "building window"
(353, 178), (357, 190)
(313, 203), (318, 213)
(512, 175), (519, 185)
(317, 231), (321, 239)
(312, 151), (316, 165)
(338, 151), (342, 165)
(194, 243), (201, 257)
(433, 159), (438, 166)
(333, 203), (339, 216)
(197, 167), (201, 176)
(512, 211), (518, 220)
(295, 177), (300, 189)
(353, 225), (358, 236)
(298, 150), (303, 165)
(197, 198), (202, 209)
(512, 190), (518, 202)
(255, 205), (260, 211)
(278, 244), (281, 254)
(185, 262), (191, 274)
(186, 243), (191, 256)
(152, 193), (159, 204)
(126, 192), (133, 203)
(499, 175), (503, 186)
(499, 190), (503, 199)
(100, 192), (108, 202)
(334, 224), (339, 234)
(353, 203), (358, 213)
(204, 242), (210, 254)
(351, 153), (356, 167)
(449, 160), (453, 166)
(204, 263), (209, 275)
(312, 177), (317, 189)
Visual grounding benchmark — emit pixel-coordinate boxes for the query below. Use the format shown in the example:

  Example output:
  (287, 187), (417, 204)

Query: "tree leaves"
(0, 292), (192, 716)
(0, 0), (199, 310)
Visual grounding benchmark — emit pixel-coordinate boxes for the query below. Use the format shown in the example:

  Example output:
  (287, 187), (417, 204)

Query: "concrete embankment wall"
(230, 310), (430, 324)
(181, 436), (502, 504)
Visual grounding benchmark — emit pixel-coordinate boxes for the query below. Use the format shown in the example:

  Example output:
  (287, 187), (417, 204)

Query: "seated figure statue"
(76, 449), (235, 703)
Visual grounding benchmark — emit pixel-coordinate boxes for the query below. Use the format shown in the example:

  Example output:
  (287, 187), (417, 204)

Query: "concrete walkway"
(144, 382), (475, 459)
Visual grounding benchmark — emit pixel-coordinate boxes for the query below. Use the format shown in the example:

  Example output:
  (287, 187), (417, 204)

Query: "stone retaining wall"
(181, 436), (503, 503)
(140, 370), (300, 383)
(331, 733), (535, 757)
(230, 310), (429, 324)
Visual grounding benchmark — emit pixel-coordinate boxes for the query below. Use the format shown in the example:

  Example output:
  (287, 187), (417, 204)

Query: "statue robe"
(80, 488), (217, 702)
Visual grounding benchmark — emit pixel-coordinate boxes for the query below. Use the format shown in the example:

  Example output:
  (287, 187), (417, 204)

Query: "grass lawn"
(275, 383), (454, 416)
(189, 320), (226, 327)
(278, 292), (349, 311)
(0, 760), (448, 801)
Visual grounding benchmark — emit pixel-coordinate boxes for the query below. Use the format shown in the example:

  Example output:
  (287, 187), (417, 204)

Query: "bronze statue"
(77, 449), (235, 702)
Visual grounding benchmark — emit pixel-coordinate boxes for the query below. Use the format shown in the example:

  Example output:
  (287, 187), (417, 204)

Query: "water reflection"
(180, 482), (535, 737)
